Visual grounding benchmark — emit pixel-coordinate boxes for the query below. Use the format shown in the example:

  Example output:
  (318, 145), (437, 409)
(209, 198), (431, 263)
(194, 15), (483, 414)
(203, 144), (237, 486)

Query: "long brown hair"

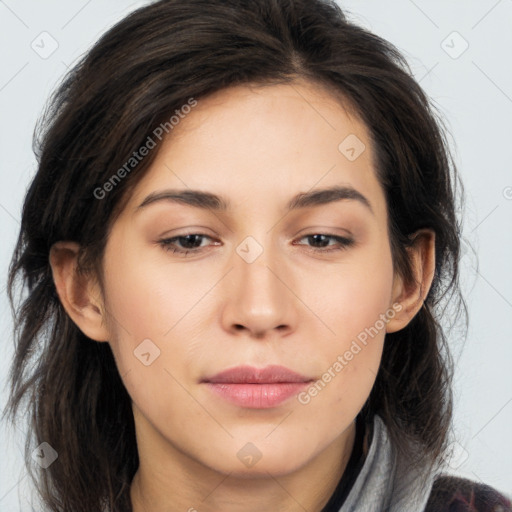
(4, 0), (466, 510)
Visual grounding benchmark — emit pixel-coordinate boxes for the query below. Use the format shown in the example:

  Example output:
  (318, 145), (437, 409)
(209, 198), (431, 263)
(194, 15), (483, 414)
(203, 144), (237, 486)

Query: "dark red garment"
(425, 475), (512, 512)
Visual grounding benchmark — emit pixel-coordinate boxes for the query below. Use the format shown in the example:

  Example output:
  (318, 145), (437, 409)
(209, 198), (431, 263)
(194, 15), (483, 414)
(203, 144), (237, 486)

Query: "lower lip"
(204, 382), (310, 409)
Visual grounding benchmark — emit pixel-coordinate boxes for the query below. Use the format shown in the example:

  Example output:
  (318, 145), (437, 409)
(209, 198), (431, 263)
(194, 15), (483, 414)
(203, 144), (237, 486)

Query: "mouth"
(202, 364), (313, 384)
(201, 365), (314, 409)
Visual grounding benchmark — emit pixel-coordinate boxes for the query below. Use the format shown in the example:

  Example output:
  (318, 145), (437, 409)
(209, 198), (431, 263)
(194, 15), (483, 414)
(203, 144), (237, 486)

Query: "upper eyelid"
(159, 232), (351, 240)
(158, 223), (354, 238)
(160, 232), (354, 248)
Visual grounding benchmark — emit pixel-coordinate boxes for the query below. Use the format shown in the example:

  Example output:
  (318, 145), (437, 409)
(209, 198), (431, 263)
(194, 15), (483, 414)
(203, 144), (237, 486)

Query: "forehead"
(123, 80), (385, 221)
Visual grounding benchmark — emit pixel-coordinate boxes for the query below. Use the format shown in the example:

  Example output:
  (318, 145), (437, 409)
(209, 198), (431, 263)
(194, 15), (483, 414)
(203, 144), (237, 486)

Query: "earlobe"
(386, 229), (436, 334)
(49, 241), (110, 342)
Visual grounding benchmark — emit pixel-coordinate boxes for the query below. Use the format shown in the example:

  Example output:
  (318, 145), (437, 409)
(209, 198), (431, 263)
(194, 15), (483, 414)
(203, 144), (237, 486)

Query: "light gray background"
(1, 0), (511, 509)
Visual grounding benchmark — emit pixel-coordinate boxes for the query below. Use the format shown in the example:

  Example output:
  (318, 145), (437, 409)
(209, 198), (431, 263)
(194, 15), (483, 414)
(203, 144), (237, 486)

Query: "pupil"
(310, 234), (329, 247)
(180, 235), (202, 248)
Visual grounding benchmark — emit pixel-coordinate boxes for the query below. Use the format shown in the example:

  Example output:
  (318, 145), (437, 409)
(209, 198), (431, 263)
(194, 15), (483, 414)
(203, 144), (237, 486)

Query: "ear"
(49, 241), (110, 342)
(386, 229), (436, 333)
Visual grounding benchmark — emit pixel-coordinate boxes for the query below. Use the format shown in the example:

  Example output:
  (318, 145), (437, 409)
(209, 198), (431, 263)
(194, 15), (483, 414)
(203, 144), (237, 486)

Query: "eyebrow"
(135, 185), (374, 215)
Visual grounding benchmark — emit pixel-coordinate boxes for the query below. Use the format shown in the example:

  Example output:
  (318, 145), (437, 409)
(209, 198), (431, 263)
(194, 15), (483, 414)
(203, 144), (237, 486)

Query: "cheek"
(100, 237), (174, 372)
(102, 236), (198, 339)
(100, 248), (196, 426)
(317, 245), (394, 343)
(305, 247), (394, 410)
(100, 237), (215, 405)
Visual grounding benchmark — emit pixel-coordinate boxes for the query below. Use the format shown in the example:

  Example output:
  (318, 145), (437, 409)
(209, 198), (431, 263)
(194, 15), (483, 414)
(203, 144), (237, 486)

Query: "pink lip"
(202, 365), (313, 409)
(202, 365), (312, 384)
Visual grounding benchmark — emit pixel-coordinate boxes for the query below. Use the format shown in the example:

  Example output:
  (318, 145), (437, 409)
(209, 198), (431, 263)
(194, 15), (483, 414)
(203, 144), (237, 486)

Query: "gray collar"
(339, 415), (437, 512)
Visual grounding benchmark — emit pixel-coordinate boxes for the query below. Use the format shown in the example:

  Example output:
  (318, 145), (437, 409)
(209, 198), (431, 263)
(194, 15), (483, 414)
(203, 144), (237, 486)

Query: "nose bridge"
(235, 233), (284, 307)
(221, 232), (296, 336)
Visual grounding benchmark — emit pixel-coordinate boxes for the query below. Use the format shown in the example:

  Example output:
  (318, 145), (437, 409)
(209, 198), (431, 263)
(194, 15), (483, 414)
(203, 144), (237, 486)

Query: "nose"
(220, 240), (298, 339)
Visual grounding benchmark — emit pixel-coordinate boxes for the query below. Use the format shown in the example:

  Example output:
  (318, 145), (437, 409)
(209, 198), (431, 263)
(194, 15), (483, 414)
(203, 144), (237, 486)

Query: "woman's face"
(100, 80), (401, 478)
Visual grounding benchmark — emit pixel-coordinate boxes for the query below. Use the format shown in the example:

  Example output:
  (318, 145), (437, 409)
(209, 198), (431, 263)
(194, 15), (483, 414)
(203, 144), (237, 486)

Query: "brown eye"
(294, 234), (355, 252)
(159, 234), (216, 255)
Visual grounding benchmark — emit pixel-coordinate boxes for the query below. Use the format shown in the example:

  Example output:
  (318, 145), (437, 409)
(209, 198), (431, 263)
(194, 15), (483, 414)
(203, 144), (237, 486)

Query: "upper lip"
(202, 365), (313, 384)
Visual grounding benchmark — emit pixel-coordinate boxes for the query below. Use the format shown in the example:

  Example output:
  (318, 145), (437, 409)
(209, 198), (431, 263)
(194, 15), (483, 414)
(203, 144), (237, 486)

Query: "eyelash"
(158, 233), (355, 256)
